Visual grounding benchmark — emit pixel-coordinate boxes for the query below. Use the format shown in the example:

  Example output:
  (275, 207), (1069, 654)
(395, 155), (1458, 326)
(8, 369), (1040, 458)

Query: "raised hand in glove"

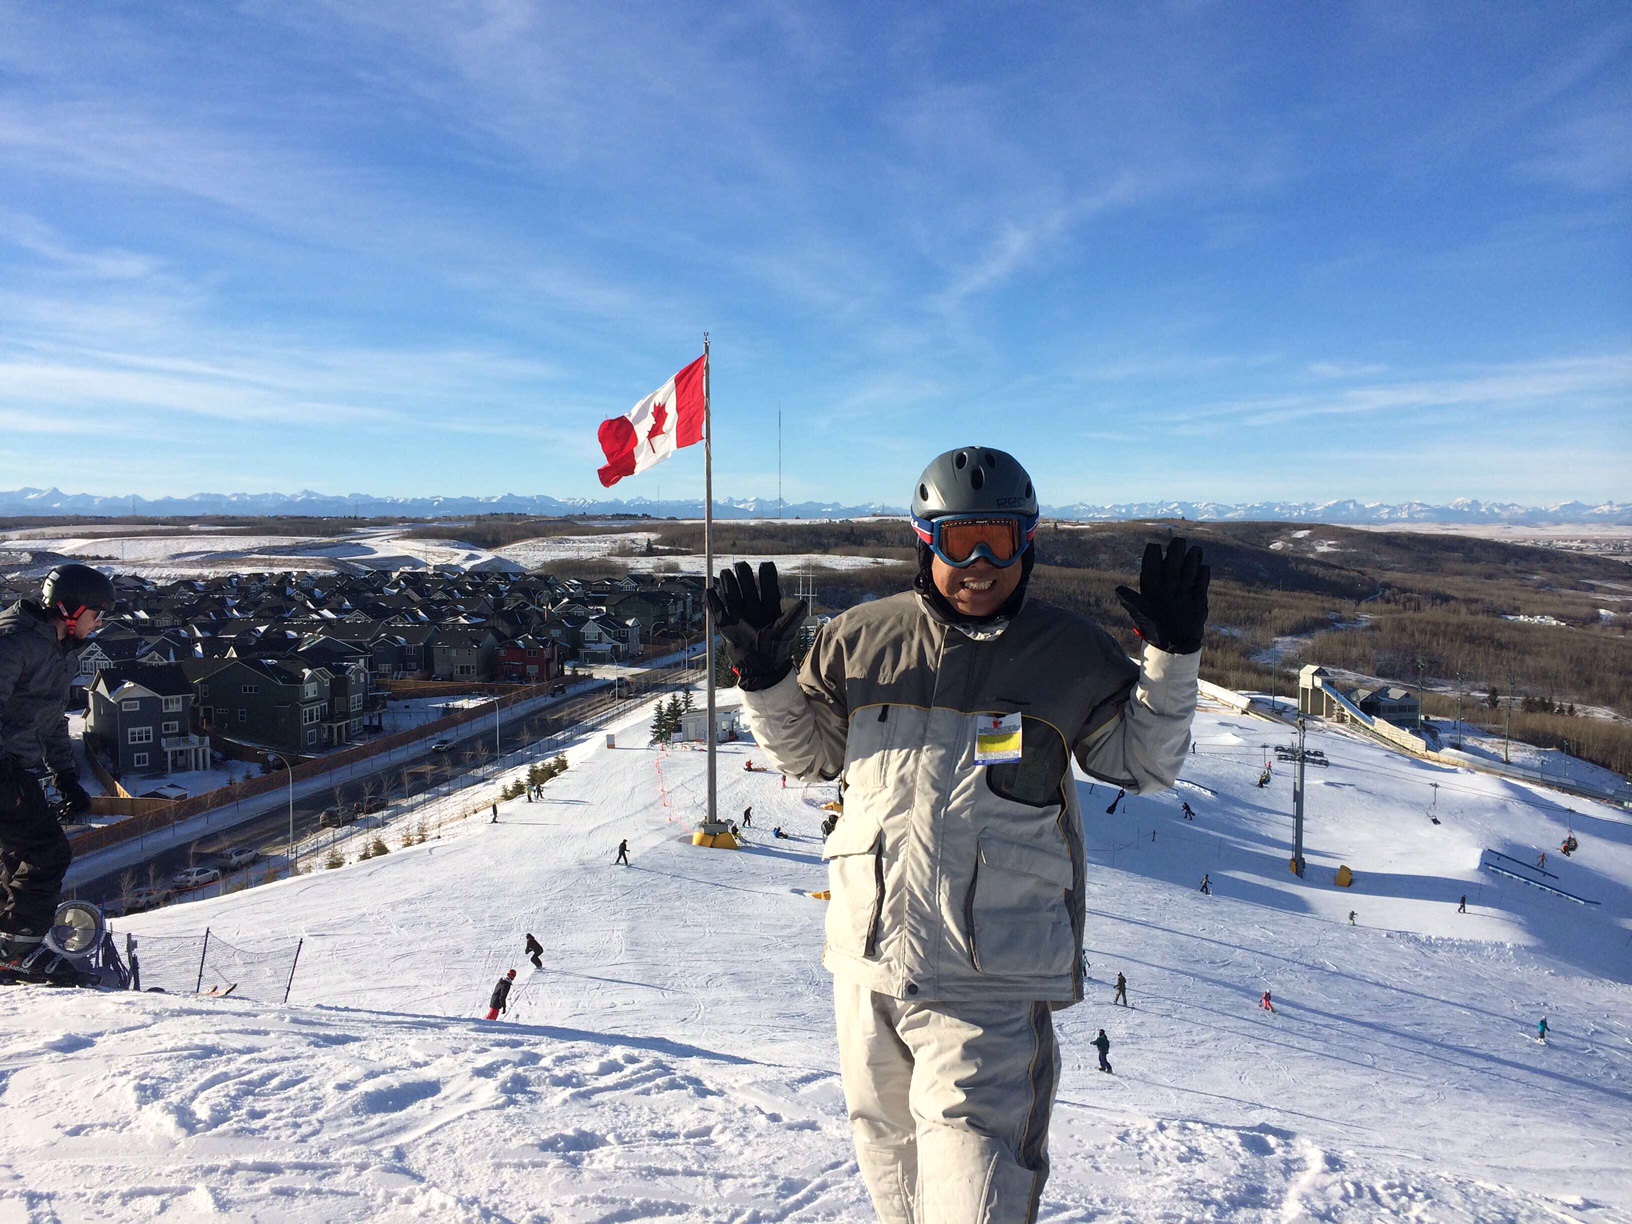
(706, 561), (809, 691)
(1115, 538), (1210, 655)
(52, 772), (93, 816)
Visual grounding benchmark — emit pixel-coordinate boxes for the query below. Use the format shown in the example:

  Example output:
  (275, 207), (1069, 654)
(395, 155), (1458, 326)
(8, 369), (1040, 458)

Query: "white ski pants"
(834, 978), (1060, 1224)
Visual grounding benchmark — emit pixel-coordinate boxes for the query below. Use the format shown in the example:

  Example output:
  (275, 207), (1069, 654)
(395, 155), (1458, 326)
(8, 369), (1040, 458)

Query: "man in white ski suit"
(710, 446), (1206, 1223)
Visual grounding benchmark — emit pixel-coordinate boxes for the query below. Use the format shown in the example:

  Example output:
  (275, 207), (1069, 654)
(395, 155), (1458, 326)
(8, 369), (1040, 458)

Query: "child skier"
(1537, 1016), (1549, 1043)
(1260, 991), (1276, 1014)
(485, 969), (516, 1020)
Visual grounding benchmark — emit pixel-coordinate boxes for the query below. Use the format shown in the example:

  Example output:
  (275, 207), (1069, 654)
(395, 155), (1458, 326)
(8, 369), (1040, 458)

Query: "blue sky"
(1, 1), (1628, 508)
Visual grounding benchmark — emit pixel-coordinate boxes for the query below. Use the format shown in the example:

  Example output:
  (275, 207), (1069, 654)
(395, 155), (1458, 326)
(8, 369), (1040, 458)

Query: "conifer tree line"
(649, 689), (695, 744)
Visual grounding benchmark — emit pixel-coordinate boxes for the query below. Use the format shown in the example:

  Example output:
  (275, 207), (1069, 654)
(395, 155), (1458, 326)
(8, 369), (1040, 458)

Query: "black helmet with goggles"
(909, 446), (1039, 569)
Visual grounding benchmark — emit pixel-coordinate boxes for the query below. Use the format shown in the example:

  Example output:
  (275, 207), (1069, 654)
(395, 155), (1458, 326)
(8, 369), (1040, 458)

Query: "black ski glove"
(1115, 538), (1210, 655)
(706, 561), (809, 692)
(52, 772), (93, 817)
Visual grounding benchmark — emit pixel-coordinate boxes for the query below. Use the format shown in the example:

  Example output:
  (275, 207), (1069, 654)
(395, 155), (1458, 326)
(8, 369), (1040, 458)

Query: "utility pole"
(1290, 715), (1307, 876)
(1455, 672), (1464, 750)
(1503, 672), (1515, 764)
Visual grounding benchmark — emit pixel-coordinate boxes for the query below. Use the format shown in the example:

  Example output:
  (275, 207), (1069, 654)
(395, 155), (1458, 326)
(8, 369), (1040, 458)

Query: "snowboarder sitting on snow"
(524, 933), (543, 970)
(1093, 1029), (1112, 1073)
(485, 969), (516, 1020)
(1256, 768), (1271, 788)
(713, 446), (1205, 1223)
(772, 825), (790, 839)
(1260, 991), (1276, 1014)
(1, 565), (115, 979)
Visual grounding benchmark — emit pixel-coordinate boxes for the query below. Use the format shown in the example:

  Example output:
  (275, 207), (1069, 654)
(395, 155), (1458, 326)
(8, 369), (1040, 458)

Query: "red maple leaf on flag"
(644, 402), (668, 452)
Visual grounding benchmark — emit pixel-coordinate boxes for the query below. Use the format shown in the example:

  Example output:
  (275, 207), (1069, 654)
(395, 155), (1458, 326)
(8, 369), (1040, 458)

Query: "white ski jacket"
(738, 590), (1198, 1006)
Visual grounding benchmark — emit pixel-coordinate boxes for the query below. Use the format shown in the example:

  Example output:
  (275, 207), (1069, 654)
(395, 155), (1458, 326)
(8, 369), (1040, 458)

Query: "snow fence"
(122, 928), (303, 1003)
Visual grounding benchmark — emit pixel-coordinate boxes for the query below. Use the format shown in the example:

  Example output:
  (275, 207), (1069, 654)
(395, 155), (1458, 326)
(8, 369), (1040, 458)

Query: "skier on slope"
(1260, 991), (1276, 1014)
(712, 445), (1206, 1223)
(614, 839), (629, 865)
(524, 933), (543, 970)
(1181, 801), (1195, 820)
(1115, 971), (1129, 1006)
(1199, 874), (1211, 895)
(1, 566), (116, 982)
(1537, 1016), (1549, 1043)
(1093, 1029), (1112, 1074)
(485, 969), (516, 1020)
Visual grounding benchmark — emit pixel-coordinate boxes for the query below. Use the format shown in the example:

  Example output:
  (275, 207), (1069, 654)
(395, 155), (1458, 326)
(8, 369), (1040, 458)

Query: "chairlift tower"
(1285, 716), (1330, 876)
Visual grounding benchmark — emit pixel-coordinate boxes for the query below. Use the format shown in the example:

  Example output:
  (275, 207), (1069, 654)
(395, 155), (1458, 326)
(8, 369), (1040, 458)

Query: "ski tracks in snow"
(0, 989), (869, 1223)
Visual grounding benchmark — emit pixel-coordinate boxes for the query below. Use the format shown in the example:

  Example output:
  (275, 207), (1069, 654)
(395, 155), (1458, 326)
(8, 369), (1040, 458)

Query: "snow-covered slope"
(3, 699), (1629, 1221)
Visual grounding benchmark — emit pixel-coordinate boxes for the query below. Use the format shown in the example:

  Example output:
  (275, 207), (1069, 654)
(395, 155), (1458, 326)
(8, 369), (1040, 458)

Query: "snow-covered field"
(3, 696), (1630, 1221)
(0, 524), (903, 580)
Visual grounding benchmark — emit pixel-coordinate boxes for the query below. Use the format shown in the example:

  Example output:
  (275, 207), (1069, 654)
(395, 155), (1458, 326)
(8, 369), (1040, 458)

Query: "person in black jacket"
(524, 933), (543, 970)
(1093, 1029), (1112, 1073)
(485, 968), (516, 1019)
(1, 565), (115, 965)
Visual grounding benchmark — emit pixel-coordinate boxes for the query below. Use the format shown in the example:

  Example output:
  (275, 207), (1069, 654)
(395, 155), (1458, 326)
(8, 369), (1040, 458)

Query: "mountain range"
(1, 487), (1627, 525)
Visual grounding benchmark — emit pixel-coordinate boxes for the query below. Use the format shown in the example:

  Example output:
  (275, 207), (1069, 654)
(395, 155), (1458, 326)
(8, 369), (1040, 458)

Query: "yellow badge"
(975, 712), (1023, 765)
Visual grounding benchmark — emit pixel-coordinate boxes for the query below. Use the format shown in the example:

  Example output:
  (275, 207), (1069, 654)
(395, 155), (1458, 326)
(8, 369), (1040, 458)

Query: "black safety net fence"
(116, 928), (303, 1003)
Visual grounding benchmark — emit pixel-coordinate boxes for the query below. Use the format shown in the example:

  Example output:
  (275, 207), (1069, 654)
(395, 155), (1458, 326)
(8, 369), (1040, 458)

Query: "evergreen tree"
(649, 701), (672, 745)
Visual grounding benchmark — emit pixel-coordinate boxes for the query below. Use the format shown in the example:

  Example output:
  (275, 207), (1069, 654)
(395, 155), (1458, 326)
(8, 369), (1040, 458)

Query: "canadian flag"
(596, 354), (707, 488)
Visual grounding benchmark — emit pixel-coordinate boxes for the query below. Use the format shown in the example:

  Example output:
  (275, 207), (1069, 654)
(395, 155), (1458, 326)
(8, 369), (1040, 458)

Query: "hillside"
(2, 695), (1629, 1221)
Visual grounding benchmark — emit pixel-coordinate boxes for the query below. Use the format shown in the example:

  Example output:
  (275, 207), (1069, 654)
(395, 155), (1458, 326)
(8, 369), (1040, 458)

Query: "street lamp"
(267, 752), (296, 872)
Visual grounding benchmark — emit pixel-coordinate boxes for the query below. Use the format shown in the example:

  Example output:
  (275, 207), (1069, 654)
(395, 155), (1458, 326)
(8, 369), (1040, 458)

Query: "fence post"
(194, 927), (210, 993)
(283, 938), (304, 1005)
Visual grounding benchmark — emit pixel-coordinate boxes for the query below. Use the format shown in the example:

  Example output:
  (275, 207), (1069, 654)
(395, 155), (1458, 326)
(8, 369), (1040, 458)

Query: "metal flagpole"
(702, 332), (720, 833)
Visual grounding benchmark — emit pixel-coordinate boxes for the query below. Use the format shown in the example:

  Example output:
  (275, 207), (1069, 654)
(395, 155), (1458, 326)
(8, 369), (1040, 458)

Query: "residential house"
(86, 664), (210, 776)
(495, 634), (563, 684)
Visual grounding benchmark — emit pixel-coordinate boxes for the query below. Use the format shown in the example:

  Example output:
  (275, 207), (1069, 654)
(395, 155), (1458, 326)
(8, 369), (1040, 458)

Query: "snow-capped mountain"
(0, 487), (1627, 525)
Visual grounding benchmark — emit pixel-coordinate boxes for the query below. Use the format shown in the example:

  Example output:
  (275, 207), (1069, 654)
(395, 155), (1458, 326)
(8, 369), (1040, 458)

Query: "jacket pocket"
(842, 704), (896, 790)
(966, 833), (1075, 977)
(822, 815), (885, 959)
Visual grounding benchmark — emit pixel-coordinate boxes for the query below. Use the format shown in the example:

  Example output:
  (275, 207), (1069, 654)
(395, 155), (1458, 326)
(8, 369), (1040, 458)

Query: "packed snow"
(2, 694), (1630, 1221)
(0, 524), (904, 581)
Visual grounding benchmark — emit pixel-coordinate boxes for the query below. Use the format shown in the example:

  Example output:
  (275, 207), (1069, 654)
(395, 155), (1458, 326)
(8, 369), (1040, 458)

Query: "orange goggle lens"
(936, 518), (1024, 565)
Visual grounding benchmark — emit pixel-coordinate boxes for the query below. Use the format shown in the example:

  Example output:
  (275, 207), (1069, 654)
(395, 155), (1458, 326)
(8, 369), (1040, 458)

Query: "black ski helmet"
(910, 446), (1039, 521)
(41, 563), (116, 624)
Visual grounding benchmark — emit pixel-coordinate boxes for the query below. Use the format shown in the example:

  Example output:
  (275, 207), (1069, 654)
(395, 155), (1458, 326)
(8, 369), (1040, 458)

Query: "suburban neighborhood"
(1, 565), (708, 796)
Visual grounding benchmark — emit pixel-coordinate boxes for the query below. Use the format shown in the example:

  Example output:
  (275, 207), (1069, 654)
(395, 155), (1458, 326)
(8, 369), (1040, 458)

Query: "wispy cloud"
(1170, 354), (1632, 430)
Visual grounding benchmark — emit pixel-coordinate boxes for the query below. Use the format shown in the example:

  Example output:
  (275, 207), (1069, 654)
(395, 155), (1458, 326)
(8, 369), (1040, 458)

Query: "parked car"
(140, 783), (189, 800)
(221, 846), (259, 870)
(319, 806), (356, 828)
(171, 866), (222, 890)
(358, 796), (385, 814)
(112, 886), (170, 915)
(430, 740), (454, 753)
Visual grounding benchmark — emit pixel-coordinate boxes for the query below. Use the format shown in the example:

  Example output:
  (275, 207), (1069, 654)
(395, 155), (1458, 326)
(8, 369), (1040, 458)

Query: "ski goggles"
(911, 512), (1038, 569)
